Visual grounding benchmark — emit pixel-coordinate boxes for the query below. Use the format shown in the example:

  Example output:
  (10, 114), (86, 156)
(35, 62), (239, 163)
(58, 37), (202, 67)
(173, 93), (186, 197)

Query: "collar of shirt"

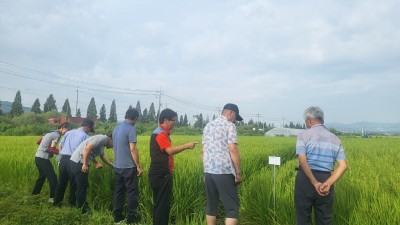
(217, 115), (228, 121)
(310, 124), (325, 129)
(160, 124), (171, 134)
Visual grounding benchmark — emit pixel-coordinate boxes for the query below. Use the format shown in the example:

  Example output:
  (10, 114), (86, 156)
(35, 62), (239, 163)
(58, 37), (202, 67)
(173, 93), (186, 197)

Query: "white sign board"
(269, 156), (281, 165)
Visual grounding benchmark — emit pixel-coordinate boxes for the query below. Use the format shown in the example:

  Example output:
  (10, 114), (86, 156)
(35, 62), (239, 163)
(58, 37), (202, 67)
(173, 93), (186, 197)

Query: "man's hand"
(81, 164), (89, 173)
(319, 182), (331, 195)
(235, 172), (242, 184)
(136, 166), (143, 177)
(314, 182), (329, 196)
(49, 147), (59, 155)
(185, 142), (198, 149)
(95, 162), (103, 169)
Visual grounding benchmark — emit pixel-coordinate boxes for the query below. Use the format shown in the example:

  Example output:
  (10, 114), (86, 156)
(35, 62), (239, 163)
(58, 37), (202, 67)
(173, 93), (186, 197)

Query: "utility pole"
(156, 88), (162, 124)
(75, 86), (79, 116)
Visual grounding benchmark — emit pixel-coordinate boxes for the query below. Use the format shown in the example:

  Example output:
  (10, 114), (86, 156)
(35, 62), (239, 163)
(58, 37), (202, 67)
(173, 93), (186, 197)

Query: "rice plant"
(0, 136), (399, 224)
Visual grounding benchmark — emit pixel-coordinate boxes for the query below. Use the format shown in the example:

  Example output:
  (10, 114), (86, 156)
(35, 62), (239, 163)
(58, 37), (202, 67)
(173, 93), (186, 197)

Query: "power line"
(1, 62), (290, 124)
(163, 94), (219, 112)
(0, 61), (159, 96)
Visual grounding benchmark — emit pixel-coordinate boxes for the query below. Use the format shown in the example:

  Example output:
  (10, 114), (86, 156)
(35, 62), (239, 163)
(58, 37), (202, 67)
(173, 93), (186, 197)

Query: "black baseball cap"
(223, 103), (243, 121)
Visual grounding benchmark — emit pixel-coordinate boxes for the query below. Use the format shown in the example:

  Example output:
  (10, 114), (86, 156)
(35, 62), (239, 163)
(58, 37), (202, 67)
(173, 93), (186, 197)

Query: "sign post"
(268, 156), (281, 217)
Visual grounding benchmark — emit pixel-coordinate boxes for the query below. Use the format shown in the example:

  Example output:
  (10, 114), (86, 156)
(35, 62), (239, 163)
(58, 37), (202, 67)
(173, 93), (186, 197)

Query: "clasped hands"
(314, 182), (331, 196)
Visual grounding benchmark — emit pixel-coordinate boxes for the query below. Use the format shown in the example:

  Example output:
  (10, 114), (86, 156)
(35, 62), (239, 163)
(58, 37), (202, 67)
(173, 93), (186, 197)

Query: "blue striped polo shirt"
(296, 124), (346, 172)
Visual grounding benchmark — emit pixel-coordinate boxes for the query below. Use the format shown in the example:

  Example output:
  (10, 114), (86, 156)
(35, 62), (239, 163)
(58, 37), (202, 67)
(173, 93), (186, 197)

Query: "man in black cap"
(202, 103), (243, 225)
(53, 118), (95, 207)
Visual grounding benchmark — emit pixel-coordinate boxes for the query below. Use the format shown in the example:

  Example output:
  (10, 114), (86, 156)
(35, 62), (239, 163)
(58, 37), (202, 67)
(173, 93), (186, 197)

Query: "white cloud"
(1, 0), (399, 123)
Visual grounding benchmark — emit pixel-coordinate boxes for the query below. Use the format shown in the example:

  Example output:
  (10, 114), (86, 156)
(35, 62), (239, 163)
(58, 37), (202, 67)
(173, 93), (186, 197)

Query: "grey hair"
(303, 106), (324, 124)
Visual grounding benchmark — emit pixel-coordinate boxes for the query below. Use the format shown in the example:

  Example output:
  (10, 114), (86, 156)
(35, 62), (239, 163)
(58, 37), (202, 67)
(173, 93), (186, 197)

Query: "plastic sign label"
(269, 156), (281, 165)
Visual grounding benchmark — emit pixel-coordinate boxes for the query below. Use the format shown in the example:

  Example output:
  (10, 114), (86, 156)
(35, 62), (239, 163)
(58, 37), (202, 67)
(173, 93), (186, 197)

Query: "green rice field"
(0, 136), (399, 225)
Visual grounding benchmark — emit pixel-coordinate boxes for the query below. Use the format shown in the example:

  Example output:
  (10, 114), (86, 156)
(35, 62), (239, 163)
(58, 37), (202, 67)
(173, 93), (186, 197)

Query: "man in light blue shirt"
(53, 119), (95, 207)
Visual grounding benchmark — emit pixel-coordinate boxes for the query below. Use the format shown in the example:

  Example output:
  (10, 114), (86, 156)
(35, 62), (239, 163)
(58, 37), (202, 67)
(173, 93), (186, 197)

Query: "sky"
(1, 0), (399, 125)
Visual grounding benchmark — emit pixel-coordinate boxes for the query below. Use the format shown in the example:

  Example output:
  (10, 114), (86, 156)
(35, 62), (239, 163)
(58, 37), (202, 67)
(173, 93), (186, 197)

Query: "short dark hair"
(81, 119), (95, 132)
(81, 119), (94, 128)
(159, 108), (177, 124)
(125, 108), (139, 120)
(58, 122), (72, 130)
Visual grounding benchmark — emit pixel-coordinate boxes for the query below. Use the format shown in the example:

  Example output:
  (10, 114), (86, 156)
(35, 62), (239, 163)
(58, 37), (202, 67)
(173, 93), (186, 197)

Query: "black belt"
(311, 169), (331, 174)
(295, 167), (331, 174)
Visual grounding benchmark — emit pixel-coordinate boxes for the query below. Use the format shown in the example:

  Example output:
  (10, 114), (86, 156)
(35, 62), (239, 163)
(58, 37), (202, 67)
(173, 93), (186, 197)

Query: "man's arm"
(297, 153), (326, 196)
(130, 143), (142, 176)
(228, 143), (241, 184)
(81, 143), (94, 173)
(319, 159), (347, 194)
(49, 141), (60, 155)
(100, 154), (113, 168)
(165, 142), (197, 155)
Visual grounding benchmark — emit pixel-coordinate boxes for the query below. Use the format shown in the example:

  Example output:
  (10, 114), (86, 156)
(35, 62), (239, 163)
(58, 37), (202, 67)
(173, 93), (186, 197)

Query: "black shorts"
(204, 173), (239, 218)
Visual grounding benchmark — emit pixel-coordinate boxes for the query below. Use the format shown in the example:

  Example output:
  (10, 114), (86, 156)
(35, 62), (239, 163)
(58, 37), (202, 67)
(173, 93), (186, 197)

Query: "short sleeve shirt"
(60, 128), (89, 156)
(70, 135), (107, 164)
(35, 131), (61, 159)
(149, 125), (174, 175)
(112, 120), (138, 168)
(296, 124), (346, 171)
(202, 115), (238, 176)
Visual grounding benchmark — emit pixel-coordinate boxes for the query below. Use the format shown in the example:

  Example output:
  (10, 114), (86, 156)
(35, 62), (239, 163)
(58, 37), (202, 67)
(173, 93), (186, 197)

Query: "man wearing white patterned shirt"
(202, 103), (243, 225)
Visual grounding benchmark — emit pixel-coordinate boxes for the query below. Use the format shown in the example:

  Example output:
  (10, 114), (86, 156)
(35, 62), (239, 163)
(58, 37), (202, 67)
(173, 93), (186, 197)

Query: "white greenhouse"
(264, 127), (304, 137)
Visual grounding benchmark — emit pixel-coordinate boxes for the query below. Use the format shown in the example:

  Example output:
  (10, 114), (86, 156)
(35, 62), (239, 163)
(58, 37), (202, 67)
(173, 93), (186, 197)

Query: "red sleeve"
(155, 132), (172, 150)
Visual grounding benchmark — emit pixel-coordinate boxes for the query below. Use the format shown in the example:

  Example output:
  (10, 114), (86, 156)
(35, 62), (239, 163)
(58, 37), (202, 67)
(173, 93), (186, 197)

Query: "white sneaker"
(48, 198), (54, 203)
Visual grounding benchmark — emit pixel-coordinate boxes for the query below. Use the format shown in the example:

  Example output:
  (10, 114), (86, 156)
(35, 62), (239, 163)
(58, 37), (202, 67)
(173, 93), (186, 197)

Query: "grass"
(0, 136), (399, 224)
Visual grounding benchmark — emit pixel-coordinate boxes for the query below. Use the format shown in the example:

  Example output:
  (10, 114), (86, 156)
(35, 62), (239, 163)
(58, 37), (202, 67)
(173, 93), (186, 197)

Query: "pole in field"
(268, 156), (281, 217)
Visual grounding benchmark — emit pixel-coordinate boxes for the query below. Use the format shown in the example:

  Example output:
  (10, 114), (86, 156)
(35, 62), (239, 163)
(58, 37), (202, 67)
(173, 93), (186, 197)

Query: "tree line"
(4, 90), (195, 126)
(1, 90), (306, 135)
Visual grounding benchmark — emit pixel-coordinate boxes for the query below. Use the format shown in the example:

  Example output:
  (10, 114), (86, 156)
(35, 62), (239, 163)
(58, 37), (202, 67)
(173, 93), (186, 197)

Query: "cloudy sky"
(1, 0), (399, 125)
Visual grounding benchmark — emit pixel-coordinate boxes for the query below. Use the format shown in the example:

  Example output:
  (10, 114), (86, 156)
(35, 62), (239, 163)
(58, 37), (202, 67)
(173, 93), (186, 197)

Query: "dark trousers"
(113, 167), (139, 223)
(70, 161), (90, 214)
(149, 174), (173, 225)
(32, 157), (57, 198)
(204, 173), (239, 218)
(53, 155), (76, 207)
(294, 169), (334, 225)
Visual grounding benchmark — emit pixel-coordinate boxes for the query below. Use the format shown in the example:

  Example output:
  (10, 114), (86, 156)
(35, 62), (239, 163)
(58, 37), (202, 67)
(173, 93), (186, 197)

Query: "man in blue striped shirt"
(295, 106), (347, 225)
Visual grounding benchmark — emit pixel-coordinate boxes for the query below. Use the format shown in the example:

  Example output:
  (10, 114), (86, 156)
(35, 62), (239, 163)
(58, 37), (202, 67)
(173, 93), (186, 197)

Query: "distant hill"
(0, 101), (31, 113)
(326, 122), (400, 135)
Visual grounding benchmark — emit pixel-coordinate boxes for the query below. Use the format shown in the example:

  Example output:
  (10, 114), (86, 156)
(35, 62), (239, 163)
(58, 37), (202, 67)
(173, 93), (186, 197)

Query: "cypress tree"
(43, 94), (57, 113)
(135, 101), (142, 118)
(31, 98), (42, 114)
(62, 98), (72, 117)
(108, 99), (117, 123)
(76, 108), (81, 117)
(99, 104), (107, 122)
(10, 90), (24, 117)
(86, 97), (97, 119)
(148, 102), (156, 122)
